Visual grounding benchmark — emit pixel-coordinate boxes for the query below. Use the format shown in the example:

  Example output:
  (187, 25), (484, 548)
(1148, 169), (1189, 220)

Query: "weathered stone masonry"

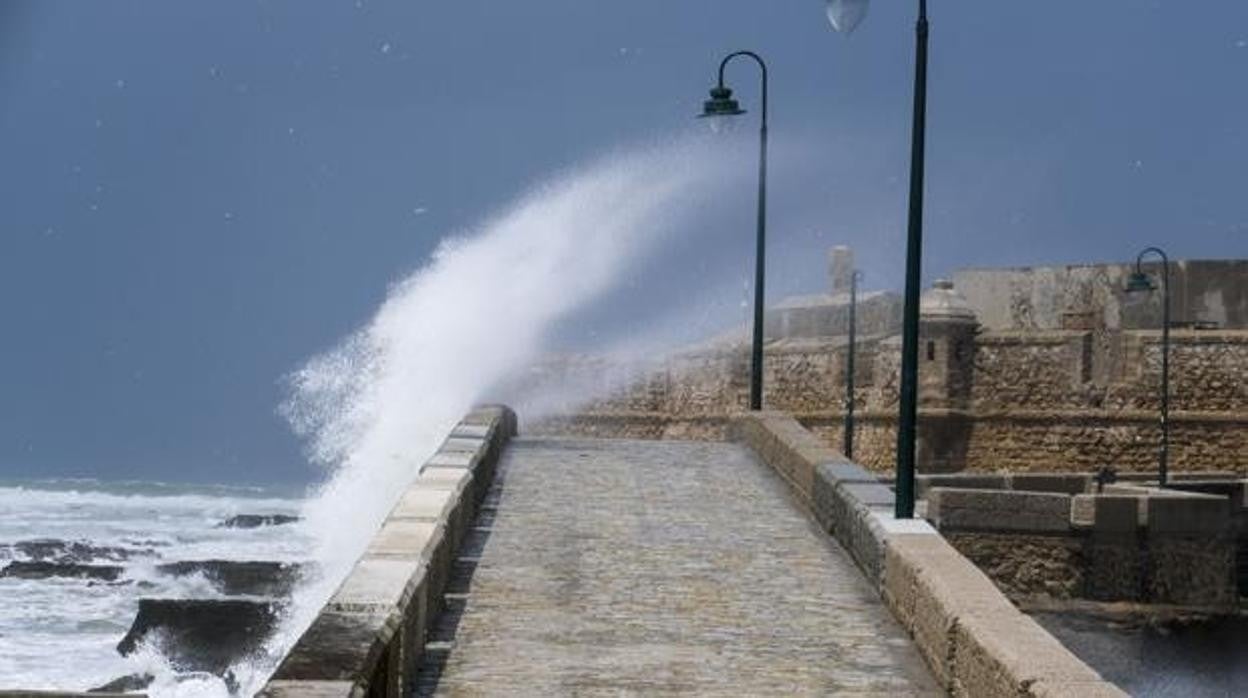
(524, 302), (1248, 475)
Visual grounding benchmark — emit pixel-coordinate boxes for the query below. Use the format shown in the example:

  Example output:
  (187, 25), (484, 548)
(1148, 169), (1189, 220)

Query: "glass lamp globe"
(826, 0), (869, 35)
(698, 85), (745, 133)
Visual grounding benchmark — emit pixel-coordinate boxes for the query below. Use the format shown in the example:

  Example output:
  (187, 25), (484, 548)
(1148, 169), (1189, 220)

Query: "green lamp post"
(828, 0), (929, 518)
(699, 51), (769, 411)
(844, 270), (863, 459)
(1124, 247), (1171, 488)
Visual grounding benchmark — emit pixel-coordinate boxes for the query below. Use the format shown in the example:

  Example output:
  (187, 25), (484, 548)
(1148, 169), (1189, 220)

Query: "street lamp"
(844, 270), (863, 459)
(1124, 247), (1171, 488)
(828, 0), (930, 518)
(699, 50), (769, 411)
(826, 0), (870, 34)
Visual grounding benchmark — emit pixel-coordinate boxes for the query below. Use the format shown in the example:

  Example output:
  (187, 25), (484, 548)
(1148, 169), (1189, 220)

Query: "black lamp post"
(828, 0), (929, 518)
(1124, 247), (1171, 488)
(844, 270), (863, 459)
(700, 50), (769, 411)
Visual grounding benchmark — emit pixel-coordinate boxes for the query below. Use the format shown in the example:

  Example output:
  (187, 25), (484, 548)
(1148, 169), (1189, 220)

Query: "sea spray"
(257, 136), (743, 691)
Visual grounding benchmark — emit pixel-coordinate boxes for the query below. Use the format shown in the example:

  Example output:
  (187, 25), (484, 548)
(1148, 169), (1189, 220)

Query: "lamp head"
(1124, 271), (1156, 294)
(826, 0), (870, 35)
(698, 85), (745, 132)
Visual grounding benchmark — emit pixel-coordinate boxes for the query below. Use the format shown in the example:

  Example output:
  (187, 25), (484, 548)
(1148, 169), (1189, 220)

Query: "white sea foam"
(0, 482), (308, 691)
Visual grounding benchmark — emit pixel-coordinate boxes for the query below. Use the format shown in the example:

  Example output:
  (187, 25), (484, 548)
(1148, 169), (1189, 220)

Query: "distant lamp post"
(844, 270), (863, 459)
(700, 50), (769, 411)
(1124, 246), (1171, 488)
(828, 0), (929, 518)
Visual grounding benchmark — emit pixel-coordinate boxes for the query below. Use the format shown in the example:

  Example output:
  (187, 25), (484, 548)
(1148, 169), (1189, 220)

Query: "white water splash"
(257, 136), (737, 691)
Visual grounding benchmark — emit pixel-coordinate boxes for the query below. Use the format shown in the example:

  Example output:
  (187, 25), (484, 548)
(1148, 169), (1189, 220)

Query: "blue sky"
(1, 1), (1245, 485)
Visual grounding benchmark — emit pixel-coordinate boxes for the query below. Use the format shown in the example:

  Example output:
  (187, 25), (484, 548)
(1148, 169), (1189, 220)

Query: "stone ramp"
(416, 437), (940, 696)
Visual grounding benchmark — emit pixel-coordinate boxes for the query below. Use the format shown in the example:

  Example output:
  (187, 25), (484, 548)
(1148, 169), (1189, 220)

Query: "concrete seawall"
(730, 411), (1128, 697)
(261, 405), (516, 697)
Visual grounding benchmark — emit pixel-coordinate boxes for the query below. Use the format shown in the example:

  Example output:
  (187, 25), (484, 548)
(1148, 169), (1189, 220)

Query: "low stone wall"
(261, 405), (516, 697)
(730, 411), (1126, 697)
(926, 485), (1240, 608)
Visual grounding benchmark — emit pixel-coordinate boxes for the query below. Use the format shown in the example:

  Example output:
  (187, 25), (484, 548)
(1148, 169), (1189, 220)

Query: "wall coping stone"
(415, 467), (471, 493)
(258, 681), (355, 698)
(450, 424), (491, 439)
(388, 487), (456, 522)
(425, 451), (475, 469)
(838, 481), (895, 509)
(362, 520), (439, 561)
(272, 610), (396, 682)
(328, 558), (424, 614)
(927, 488), (1073, 534)
(439, 437), (485, 453)
(817, 462), (877, 485)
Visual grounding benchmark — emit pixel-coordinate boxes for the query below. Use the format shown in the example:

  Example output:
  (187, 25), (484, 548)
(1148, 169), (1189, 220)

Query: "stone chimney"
(829, 246), (854, 295)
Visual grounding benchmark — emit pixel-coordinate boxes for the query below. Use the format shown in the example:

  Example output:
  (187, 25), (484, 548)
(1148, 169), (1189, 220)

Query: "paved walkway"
(417, 438), (940, 696)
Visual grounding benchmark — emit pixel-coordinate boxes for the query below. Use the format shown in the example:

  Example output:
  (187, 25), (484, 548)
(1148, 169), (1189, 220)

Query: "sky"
(1, 1), (1245, 486)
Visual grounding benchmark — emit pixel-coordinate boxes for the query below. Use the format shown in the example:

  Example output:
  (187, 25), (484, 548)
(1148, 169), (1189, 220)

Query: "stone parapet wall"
(729, 412), (1125, 697)
(261, 406), (516, 698)
(925, 485), (1241, 608)
(522, 329), (1248, 475)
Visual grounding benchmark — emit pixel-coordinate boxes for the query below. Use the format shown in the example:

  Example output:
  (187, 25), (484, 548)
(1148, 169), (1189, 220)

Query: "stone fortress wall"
(524, 250), (1248, 476)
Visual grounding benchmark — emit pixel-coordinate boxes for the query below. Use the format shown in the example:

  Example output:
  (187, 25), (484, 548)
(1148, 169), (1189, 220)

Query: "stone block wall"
(519, 328), (1248, 476)
(924, 484), (1240, 608)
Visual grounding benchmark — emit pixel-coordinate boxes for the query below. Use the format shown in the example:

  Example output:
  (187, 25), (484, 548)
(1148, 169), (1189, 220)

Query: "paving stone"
(423, 437), (940, 696)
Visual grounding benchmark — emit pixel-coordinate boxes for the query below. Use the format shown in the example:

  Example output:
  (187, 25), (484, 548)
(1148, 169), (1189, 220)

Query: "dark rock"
(90, 673), (154, 692)
(156, 560), (305, 597)
(9, 538), (153, 563)
(218, 514), (301, 529)
(1, 560), (125, 581)
(117, 598), (281, 675)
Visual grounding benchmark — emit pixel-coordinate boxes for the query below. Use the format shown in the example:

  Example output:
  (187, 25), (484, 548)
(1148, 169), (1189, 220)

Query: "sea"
(0, 478), (312, 693)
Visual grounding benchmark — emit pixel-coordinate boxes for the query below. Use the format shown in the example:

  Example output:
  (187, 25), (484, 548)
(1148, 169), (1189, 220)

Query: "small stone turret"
(919, 279), (978, 409)
(829, 246), (854, 295)
(917, 279), (979, 473)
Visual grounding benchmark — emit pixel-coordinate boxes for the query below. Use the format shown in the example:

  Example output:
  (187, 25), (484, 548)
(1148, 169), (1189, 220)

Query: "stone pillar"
(829, 245), (853, 295)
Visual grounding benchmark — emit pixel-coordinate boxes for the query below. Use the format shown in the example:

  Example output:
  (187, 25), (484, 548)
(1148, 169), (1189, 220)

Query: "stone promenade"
(417, 437), (939, 696)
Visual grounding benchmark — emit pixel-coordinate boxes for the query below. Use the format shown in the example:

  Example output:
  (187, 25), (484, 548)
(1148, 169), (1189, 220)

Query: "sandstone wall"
(521, 329), (1248, 475)
(953, 260), (1248, 331)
